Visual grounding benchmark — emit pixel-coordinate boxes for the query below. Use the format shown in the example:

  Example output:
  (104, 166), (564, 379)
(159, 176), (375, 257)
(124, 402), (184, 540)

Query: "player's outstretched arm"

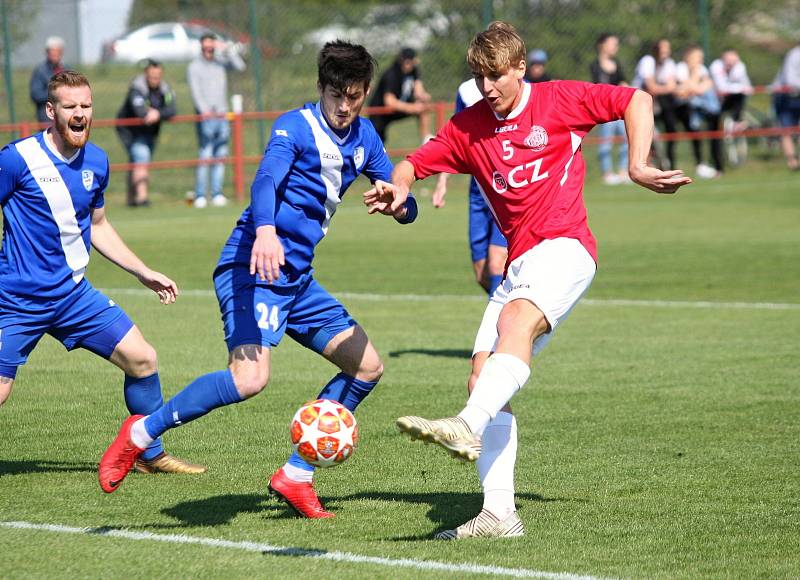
(90, 207), (178, 305)
(363, 160), (416, 215)
(624, 90), (693, 194)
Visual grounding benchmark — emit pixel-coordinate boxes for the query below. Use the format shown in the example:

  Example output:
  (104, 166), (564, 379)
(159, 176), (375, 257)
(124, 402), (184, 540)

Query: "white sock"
(282, 463), (313, 483)
(458, 353), (530, 435)
(130, 417), (154, 450)
(478, 411), (517, 518)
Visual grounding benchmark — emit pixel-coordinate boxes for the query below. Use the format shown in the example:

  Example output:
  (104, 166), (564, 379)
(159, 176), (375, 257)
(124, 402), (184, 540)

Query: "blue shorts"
(128, 136), (155, 164)
(468, 179), (507, 263)
(214, 265), (356, 353)
(0, 280), (134, 378)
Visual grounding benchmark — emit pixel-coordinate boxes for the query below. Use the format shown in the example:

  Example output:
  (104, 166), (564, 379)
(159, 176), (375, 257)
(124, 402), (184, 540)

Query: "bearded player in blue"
(0, 71), (204, 475)
(100, 41), (418, 517)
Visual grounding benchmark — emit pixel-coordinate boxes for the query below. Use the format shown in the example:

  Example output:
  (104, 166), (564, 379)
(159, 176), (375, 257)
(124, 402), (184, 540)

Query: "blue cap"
(527, 49), (548, 64)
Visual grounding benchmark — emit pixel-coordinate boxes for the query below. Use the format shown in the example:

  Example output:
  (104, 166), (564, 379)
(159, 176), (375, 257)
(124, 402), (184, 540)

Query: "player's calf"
(0, 376), (14, 407)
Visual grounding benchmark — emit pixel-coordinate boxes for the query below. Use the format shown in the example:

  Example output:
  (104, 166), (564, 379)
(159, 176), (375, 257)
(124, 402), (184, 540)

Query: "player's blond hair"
(467, 21), (526, 75)
(47, 70), (91, 105)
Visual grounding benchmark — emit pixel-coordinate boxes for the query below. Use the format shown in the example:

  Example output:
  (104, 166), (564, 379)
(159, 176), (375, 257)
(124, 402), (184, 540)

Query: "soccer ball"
(290, 399), (358, 468)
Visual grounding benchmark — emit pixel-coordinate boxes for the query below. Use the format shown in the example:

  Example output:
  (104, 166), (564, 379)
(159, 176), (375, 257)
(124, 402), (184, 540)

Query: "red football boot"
(98, 415), (146, 493)
(268, 467), (334, 518)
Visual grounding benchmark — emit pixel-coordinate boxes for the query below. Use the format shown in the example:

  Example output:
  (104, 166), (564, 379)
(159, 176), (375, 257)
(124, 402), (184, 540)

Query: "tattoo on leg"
(230, 345), (263, 362)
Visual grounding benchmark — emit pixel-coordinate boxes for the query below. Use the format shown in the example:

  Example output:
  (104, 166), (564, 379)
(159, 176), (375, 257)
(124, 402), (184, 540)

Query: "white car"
(102, 22), (247, 64)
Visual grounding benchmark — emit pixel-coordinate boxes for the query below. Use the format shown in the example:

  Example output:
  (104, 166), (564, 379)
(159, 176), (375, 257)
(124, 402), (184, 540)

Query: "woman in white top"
(633, 38), (678, 169)
(675, 44), (722, 177)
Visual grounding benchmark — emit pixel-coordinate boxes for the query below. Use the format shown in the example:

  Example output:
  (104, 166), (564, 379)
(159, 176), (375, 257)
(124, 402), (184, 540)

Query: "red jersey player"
(365, 21), (691, 540)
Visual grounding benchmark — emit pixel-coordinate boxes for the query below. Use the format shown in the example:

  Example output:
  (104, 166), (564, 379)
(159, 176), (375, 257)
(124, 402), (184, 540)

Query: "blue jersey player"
(0, 71), (205, 475)
(99, 42), (418, 516)
(432, 79), (508, 295)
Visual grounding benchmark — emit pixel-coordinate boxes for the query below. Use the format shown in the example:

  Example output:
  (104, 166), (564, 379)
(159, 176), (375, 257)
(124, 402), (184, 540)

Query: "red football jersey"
(408, 80), (636, 265)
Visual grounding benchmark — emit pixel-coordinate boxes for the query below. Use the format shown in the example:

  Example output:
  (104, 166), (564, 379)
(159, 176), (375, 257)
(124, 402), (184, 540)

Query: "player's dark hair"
(47, 70), (90, 104)
(200, 32), (216, 43)
(317, 41), (377, 92)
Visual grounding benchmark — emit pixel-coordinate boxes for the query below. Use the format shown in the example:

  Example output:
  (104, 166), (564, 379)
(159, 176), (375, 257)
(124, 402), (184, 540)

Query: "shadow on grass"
(0, 459), (96, 477)
(142, 488), (565, 542)
(331, 490), (562, 541)
(388, 349), (473, 359)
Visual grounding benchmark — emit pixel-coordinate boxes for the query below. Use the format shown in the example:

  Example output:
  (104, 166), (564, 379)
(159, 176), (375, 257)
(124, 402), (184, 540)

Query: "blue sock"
(123, 373), (165, 461)
(488, 274), (503, 296)
(143, 369), (242, 440)
(287, 372), (378, 472)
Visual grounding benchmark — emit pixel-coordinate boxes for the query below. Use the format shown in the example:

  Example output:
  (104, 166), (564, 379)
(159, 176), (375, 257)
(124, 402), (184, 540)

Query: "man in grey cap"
(29, 36), (67, 123)
(524, 48), (551, 83)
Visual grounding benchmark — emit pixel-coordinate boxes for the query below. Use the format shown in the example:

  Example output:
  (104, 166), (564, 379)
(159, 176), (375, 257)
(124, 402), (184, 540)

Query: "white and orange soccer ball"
(290, 399), (358, 468)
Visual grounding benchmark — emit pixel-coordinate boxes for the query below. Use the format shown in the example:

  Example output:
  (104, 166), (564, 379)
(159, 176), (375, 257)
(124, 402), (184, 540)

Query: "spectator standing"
(710, 48), (753, 126)
(590, 33), (630, 185)
(771, 42), (800, 170)
(633, 39), (677, 169)
(369, 48), (432, 144)
(187, 32), (246, 208)
(675, 45), (722, 178)
(116, 60), (176, 207)
(29, 36), (67, 124)
(524, 49), (551, 83)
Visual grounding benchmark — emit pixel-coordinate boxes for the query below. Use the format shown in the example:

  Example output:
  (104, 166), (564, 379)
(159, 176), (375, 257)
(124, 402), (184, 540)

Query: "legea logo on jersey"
(353, 146), (365, 169)
(524, 126), (548, 152)
(81, 170), (94, 191)
(492, 170), (508, 193)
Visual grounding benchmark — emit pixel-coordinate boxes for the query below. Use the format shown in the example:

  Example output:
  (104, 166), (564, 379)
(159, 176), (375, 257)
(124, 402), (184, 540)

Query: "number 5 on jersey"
(256, 302), (280, 331)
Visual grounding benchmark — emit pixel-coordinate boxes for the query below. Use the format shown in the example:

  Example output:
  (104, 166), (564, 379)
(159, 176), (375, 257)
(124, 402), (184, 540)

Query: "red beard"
(55, 116), (91, 149)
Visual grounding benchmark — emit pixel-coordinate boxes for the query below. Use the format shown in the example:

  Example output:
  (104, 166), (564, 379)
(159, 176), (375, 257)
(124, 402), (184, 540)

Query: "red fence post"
(231, 109), (245, 203)
(435, 102), (446, 133)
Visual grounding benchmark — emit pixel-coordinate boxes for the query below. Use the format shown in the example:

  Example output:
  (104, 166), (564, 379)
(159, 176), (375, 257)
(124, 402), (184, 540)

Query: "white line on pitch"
(99, 287), (800, 311)
(0, 521), (603, 580)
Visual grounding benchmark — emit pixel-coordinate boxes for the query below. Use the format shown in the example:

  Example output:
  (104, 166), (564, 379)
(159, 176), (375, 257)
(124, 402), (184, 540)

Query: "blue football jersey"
(220, 102), (397, 275)
(0, 131), (108, 301)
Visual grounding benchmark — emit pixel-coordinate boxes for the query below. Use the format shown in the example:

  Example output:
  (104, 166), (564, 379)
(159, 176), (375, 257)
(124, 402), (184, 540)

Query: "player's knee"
(127, 343), (158, 377)
(497, 302), (549, 341)
(357, 357), (383, 383)
(232, 366), (270, 399)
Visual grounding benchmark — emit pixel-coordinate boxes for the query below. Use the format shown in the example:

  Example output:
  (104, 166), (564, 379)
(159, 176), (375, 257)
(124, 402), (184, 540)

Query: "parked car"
(102, 21), (248, 64)
(301, 3), (451, 56)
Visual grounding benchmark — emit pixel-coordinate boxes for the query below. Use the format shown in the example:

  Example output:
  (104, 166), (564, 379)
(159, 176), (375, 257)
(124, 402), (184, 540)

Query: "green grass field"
(0, 159), (798, 578)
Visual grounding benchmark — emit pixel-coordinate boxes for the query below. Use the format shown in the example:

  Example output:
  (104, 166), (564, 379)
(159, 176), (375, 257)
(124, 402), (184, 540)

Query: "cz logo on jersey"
(524, 126), (548, 152)
(81, 170), (94, 191)
(353, 146), (364, 169)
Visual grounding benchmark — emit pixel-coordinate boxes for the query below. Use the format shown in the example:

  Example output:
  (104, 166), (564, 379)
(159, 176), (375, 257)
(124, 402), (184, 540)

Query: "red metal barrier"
(1, 88), (798, 202)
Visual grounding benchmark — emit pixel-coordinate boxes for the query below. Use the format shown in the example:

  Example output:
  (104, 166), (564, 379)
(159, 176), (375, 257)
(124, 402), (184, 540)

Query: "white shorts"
(473, 237), (596, 357)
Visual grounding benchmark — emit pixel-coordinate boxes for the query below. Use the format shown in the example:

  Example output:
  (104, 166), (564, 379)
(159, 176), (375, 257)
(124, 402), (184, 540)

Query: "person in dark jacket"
(29, 36), (67, 123)
(116, 60), (176, 207)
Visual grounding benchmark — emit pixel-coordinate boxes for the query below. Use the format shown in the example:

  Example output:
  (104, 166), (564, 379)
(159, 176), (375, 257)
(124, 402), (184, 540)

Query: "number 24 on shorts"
(256, 302), (280, 331)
